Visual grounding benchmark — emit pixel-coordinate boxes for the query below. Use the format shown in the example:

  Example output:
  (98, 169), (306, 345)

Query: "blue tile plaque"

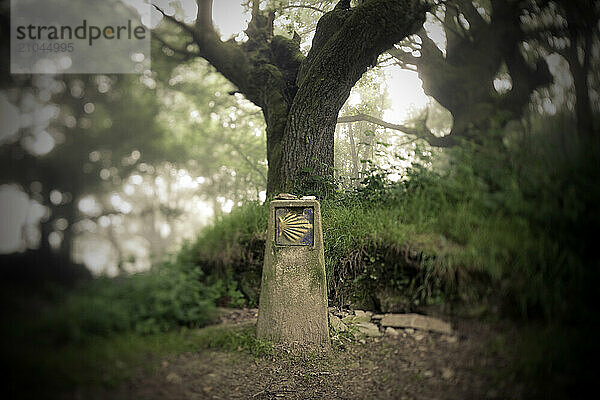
(275, 207), (314, 246)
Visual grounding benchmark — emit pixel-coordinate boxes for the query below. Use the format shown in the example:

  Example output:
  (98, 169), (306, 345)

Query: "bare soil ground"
(75, 310), (523, 400)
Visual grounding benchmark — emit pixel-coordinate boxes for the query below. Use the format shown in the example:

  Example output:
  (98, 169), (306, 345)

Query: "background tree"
(340, 0), (554, 147)
(333, 69), (390, 186)
(154, 58), (268, 206)
(526, 0), (599, 138)
(0, 75), (176, 270)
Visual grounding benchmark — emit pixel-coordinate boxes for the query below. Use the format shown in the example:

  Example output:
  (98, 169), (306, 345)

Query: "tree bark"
(277, 0), (427, 193)
(155, 0), (427, 195)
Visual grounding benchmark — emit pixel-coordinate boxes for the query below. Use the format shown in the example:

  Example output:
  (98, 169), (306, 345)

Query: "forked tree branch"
(337, 113), (454, 147)
(154, 1), (259, 105)
(152, 4), (198, 39)
(282, 5), (326, 14)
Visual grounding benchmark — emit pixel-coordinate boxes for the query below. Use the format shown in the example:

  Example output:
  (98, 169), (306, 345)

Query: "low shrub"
(37, 260), (219, 344)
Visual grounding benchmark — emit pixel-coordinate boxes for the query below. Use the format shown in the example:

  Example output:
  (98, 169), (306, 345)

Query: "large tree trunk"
(155, 0), (427, 195)
(277, 86), (337, 193)
(264, 107), (289, 195)
(277, 1), (427, 193)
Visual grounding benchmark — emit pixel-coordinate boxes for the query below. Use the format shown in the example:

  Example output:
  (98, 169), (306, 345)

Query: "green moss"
(308, 257), (326, 292)
(265, 243), (277, 280)
(270, 35), (304, 67)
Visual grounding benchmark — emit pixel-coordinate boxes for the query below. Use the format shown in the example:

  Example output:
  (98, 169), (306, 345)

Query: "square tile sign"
(274, 207), (314, 246)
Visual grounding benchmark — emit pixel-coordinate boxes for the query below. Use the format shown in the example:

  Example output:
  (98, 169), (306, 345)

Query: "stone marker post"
(256, 197), (329, 348)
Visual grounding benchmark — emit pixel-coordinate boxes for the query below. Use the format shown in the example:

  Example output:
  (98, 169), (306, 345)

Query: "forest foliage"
(1, 0), (599, 397)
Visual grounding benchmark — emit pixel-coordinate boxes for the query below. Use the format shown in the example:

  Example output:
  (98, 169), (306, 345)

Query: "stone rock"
(356, 322), (382, 337)
(372, 314), (384, 320)
(423, 370), (434, 378)
(441, 367), (454, 380)
(342, 314), (370, 324)
(444, 335), (458, 343)
(166, 372), (183, 384)
(405, 328), (414, 334)
(275, 193), (298, 199)
(385, 327), (399, 337)
(329, 313), (348, 332)
(380, 313), (452, 334)
(375, 288), (410, 313)
(257, 198), (329, 347)
(414, 333), (425, 341)
(355, 310), (373, 318)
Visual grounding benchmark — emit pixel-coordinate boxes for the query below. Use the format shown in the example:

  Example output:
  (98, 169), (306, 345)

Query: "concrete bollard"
(256, 197), (329, 348)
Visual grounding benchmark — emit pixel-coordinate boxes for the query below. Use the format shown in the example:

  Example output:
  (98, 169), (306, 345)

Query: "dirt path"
(78, 311), (521, 400)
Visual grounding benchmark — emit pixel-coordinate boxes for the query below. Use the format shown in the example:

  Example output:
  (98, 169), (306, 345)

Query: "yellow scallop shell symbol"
(277, 212), (313, 243)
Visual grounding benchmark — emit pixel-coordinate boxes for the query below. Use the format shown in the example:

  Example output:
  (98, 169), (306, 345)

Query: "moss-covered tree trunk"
(155, 0), (427, 194)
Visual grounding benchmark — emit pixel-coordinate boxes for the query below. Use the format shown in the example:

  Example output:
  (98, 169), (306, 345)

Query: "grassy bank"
(175, 131), (599, 323)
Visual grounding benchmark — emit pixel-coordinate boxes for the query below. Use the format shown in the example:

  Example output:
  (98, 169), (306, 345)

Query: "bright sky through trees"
(208, 0), (434, 123)
(0, 1), (445, 274)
